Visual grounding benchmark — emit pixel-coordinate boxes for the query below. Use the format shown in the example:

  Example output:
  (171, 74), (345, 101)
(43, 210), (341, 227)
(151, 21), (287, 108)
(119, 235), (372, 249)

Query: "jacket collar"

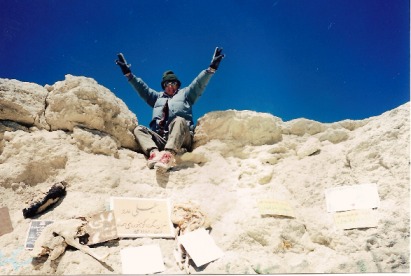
(161, 89), (179, 98)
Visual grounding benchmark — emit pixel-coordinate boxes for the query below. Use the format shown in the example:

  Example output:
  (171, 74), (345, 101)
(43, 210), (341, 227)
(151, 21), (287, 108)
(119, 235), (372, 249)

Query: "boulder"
(45, 75), (138, 150)
(282, 118), (325, 136)
(194, 110), (283, 147)
(0, 78), (49, 129)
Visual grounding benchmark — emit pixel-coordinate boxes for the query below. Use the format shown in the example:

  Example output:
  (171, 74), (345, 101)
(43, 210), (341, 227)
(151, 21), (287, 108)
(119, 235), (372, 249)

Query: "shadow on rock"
(155, 169), (170, 188)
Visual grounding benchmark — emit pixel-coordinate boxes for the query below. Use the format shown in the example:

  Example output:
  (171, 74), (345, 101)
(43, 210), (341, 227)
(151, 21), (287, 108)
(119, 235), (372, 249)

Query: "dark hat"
(161, 70), (181, 89)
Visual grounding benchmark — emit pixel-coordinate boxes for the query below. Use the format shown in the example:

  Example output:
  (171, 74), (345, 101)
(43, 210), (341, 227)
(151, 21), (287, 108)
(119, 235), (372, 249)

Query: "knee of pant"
(170, 116), (187, 129)
(134, 125), (148, 136)
(173, 116), (185, 124)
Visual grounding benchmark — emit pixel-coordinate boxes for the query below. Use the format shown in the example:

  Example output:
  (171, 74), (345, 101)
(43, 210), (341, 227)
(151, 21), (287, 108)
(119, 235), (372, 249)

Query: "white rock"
(0, 78), (49, 129)
(319, 128), (349, 144)
(282, 118), (325, 136)
(0, 76), (409, 274)
(0, 130), (70, 187)
(45, 75), (138, 150)
(71, 126), (120, 157)
(194, 110), (283, 147)
(297, 137), (321, 158)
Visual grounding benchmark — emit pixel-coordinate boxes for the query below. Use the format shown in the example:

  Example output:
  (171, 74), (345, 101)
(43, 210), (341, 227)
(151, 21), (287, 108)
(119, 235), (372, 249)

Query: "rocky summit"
(0, 75), (409, 274)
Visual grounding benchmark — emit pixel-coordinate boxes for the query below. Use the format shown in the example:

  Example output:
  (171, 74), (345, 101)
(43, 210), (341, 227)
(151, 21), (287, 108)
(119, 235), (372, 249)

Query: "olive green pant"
(134, 116), (193, 156)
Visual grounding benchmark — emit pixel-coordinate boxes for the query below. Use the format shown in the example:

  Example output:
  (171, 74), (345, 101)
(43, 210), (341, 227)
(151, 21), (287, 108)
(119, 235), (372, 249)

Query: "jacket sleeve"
(185, 70), (214, 105)
(128, 75), (160, 107)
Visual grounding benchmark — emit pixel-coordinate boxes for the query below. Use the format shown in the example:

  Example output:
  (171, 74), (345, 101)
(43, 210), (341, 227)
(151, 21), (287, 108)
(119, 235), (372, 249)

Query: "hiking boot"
(147, 149), (161, 169)
(154, 151), (176, 170)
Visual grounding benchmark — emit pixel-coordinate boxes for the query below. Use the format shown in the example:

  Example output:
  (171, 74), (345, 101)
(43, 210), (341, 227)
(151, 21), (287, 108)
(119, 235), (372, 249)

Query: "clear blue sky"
(1, 0), (409, 126)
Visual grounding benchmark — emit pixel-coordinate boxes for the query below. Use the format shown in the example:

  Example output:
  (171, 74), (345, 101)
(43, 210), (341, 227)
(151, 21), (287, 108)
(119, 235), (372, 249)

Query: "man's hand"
(209, 47), (225, 70)
(115, 53), (131, 75)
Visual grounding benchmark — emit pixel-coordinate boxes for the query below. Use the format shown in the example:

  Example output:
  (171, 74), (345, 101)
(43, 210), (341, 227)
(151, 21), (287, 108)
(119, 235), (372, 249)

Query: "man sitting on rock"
(115, 47), (224, 170)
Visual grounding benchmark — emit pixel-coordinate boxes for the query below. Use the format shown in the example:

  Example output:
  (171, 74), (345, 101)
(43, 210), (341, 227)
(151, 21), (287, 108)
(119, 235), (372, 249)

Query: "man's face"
(164, 81), (178, 96)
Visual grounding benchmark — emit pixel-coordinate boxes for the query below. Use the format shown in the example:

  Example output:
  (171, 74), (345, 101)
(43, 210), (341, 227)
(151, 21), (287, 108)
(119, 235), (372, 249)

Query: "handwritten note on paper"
(120, 245), (165, 274)
(325, 183), (380, 213)
(333, 209), (378, 230)
(178, 228), (224, 268)
(257, 199), (296, 218)
(82, 211), (118, 245)
(110, 197), (174, 238)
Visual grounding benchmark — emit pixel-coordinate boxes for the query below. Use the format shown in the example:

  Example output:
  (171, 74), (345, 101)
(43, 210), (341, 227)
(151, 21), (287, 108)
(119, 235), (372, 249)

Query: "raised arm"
(185, 47), (225, 104)
(115, 53), (160, 107)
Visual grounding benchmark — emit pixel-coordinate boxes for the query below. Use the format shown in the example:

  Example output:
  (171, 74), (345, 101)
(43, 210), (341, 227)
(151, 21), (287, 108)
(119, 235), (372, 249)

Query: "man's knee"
(134, 125), (149, 136)
(171, 116), (190, 131)
(172, 116), (186, 126)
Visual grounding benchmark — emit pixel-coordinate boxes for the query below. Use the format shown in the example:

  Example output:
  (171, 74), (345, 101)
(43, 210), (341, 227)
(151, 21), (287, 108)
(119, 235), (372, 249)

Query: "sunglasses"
(165, 81), (178, 87)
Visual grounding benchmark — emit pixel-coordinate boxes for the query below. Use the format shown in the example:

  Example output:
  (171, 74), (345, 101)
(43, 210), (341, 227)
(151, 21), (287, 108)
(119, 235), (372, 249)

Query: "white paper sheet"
(333, 209), (379, 230)
(120, 244), (165, 274)
(178, 228), (224, 267)
(110, 197), (174, 238)
(257, 199), (296, 218)
(325, 183), (380, 212)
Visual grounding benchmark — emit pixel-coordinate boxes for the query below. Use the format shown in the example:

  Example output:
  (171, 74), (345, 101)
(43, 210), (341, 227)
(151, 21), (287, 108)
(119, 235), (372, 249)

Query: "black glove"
(115, 53), (131, 75)
(209, 47), (225, 70)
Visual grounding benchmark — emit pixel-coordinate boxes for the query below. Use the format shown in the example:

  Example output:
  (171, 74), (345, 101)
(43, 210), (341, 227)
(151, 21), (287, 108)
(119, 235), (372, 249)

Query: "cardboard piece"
(333, 209), (378, 230)
(82, 211), (118, 245)
(25, 220), (54, 250)
(120, 245), (165, 274)
(0, 207), (13, 236)
(257, 199), (295, 218)
(325, 183), (380, 212)
(110, 197), (174, 238)
(178, 228), (224, 267)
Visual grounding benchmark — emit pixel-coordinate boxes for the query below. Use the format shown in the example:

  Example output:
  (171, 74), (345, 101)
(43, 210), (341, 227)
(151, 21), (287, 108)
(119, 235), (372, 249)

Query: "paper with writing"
(120, 244), (165, 274)
(333, 209), (378, 230)
(110, 197), (174, 238)
(257, 199), (295, 218)
(178, 228), (224, 267)
(325, 183), (380, 212)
